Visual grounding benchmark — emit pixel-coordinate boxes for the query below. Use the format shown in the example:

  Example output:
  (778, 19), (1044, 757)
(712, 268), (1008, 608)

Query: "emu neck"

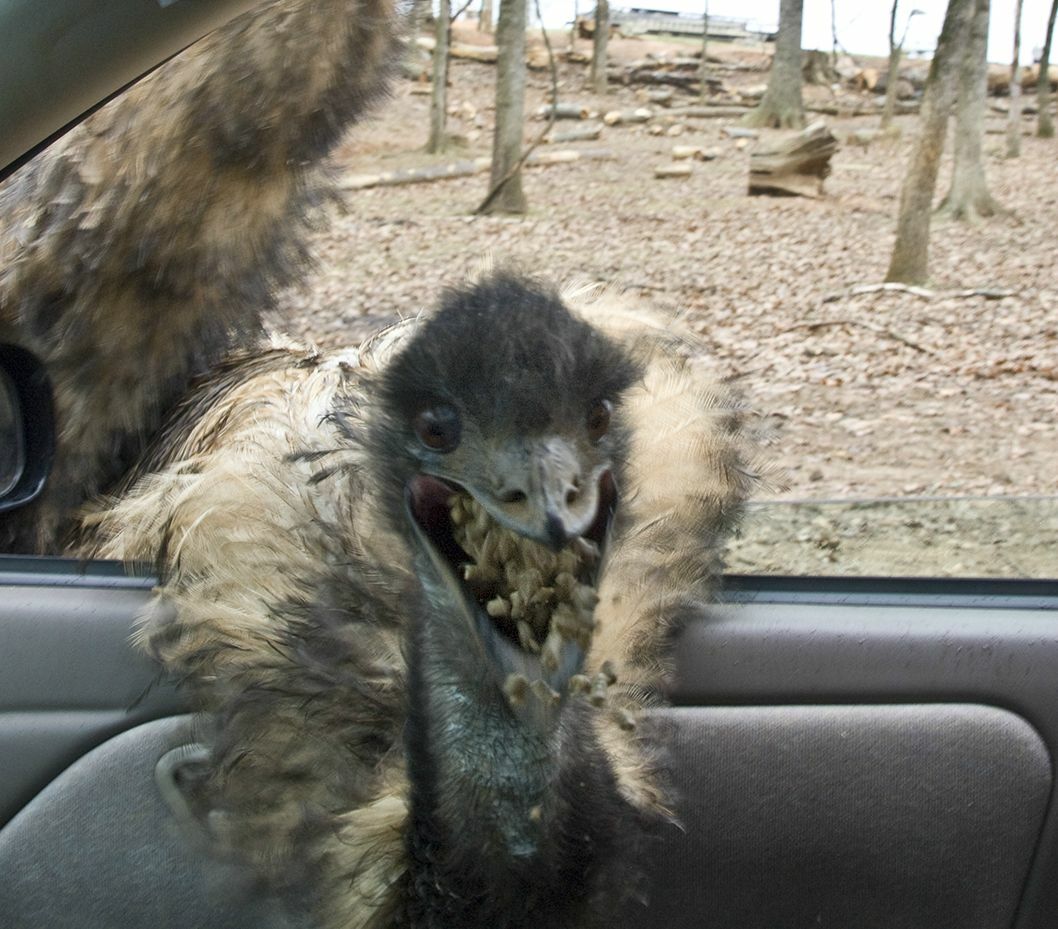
(402, 566), (627, 929)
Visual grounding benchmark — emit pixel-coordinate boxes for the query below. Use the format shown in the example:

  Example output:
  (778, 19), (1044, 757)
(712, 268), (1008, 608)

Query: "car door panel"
(3, 561), (1058, 928)
(671, 584), (1058, 929)
(628, 704), (1050, 929)
(0, 565), (182, 827)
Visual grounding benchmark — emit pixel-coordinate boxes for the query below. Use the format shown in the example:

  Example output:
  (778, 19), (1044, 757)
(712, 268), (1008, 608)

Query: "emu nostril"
(499, 489), (527, 504)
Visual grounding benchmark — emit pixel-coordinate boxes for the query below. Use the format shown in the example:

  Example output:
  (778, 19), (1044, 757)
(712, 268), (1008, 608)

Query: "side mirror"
(0, 344), (54, 512)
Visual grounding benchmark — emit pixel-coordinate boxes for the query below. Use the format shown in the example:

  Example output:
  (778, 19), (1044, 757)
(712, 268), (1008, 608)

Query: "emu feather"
(79, 281), (759, 927)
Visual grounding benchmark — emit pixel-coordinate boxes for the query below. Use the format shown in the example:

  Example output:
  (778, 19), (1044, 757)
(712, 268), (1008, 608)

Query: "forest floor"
(274, 27), (1058, 578)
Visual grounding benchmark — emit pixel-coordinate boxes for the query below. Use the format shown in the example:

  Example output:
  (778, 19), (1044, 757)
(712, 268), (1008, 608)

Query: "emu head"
(371, 272), (639, 676)
(367, 275), (642, 890)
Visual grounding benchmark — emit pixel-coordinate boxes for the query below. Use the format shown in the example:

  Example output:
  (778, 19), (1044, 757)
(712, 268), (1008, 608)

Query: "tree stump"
(748, 121), (839, 198)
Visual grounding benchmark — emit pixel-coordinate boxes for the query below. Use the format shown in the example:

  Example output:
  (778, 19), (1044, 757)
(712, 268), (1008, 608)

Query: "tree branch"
(822, 282), (1015, 302)
(450, 0), (475, 23)
(776, 318), (936, 354)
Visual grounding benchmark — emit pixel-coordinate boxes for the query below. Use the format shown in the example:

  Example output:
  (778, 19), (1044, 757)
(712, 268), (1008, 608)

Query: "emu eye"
(413, 405), (461, 453)
(586, 399), (612, 443)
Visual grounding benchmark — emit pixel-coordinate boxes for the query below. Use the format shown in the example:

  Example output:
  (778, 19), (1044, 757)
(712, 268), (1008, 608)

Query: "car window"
(1, 1), (1055, 582)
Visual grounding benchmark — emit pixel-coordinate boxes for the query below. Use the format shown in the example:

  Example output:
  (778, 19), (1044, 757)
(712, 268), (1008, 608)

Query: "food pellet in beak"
(529, 586), (554, 606)
(504, 673), (530, 706)
(517, 620), (540, 653)
(569, 674), (591, 695)
(509, 591), (526, 620)
(589, 673), (609, 707)
(541, 629), (565, 673)
(486, 597), (510, 618)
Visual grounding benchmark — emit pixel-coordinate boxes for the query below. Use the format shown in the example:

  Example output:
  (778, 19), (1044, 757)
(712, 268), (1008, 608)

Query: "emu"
(0, 1), (759, 925)
(80, 272), (756, 928)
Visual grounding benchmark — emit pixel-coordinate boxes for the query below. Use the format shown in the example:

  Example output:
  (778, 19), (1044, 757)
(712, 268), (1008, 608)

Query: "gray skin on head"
(367, 273), (645, 928)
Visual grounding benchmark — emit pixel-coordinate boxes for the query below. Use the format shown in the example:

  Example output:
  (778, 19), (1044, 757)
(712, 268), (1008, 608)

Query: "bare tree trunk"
(483, 0), (529, 213)
(1007, 0), (1024, 157)
(881, 1), (902, 129)
(570, 0), (578, 51)
(480, 0), (493, 32)
(938, 0), (1000, 221)
(591, 0), (610, 95)
(1037, 0), (1058, 136)
(699, 1), (710, 102)
(427, 0), (452, 153)
(743, 0), (805, 129)
(886, 0), (975, 285)
(830, 0), (839, 66)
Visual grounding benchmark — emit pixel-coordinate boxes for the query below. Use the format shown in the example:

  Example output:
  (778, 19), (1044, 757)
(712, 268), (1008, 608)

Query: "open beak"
(404, 459), (616, 722)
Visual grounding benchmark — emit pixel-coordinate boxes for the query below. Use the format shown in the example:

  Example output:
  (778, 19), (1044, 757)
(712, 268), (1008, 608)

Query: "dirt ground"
(274, 28), (1058, 578)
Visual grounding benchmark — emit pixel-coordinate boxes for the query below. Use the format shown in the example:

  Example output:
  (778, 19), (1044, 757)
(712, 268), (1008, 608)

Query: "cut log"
(667, 104), (752, 119)
(805, 100), (876, 117)
(802, 50), (839, 85)
(535, 102), (590, 120)
(342, 158), (490, 190)
(644, 88), (675, 107)
(722, 126), (759, 139)
(655, 164), (693, 178)
(340, 149), (613, 190)
(626, 69), (699, 89)
(603, 107), (653, 126)
(672, 145), (720, 161)
(546, 123), (603, 143)
(416, 35), (500, 63)
(748, 120), (839, 198)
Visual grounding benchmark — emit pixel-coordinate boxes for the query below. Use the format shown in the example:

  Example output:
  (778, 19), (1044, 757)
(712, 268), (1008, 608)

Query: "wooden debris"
(622, 69), (698, 89)
(667, 104), (753, 119)
(655, 163), (693, 179)
(822, 283), (1017, 303)
(603, 107), (653, 126)
(780, 318), (935, 354)
(535, 102), (590, 121)
(672, 145), (720, 161)
(341, 148), (614, 190)
(802, 50), (839, 86)
(722, 126), (759, 139)
(415, 36), (499, 63)
(748, 120), (838, 198)
(851, 67), (880, 92)
(545, 123), (603, 144)
(644, 88), (675, 107)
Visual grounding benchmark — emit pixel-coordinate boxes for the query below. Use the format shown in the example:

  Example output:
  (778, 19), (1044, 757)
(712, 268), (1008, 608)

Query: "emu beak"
(478, 437), (609, 552)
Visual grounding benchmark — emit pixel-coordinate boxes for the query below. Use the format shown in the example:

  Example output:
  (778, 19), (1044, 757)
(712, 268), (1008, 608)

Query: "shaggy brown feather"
(0, 0), (401, 553)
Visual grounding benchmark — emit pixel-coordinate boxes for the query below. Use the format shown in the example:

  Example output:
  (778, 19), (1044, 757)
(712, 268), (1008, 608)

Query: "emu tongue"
(448, 494), (599, 664)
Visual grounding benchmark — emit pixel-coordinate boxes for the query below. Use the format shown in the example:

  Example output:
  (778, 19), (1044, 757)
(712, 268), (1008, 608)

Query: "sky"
(527, 0), (1056, 65)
